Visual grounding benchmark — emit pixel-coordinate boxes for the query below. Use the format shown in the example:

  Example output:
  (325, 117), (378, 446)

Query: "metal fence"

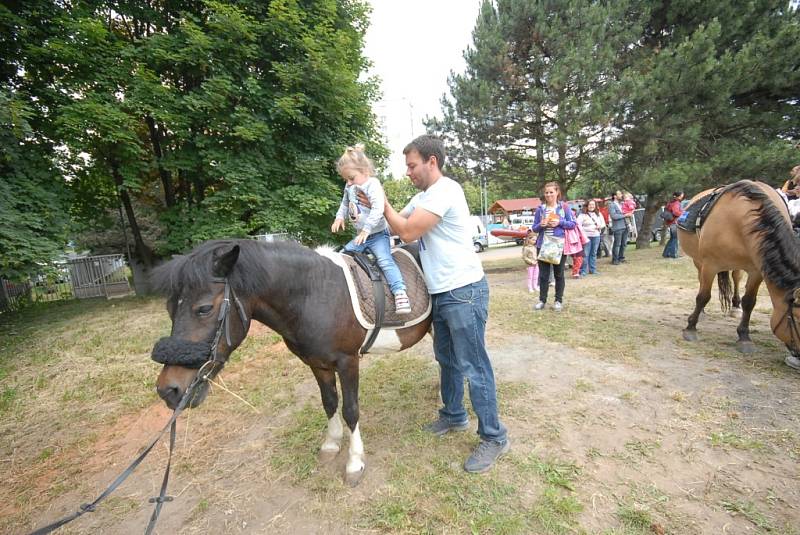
(0, 254), (132, 314)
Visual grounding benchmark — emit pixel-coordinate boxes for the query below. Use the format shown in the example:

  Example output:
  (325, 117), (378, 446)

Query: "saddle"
(677, 185), (732, 233)
(318, 245), (431, 353)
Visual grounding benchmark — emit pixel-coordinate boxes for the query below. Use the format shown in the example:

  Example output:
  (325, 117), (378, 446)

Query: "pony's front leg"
(684, 266), (714, 341)
(338, 355), (365, 487)
(311, 367), (342, 463)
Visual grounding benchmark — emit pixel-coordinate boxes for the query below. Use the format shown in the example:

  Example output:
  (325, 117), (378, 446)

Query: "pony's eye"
(196, 304), (214, 316)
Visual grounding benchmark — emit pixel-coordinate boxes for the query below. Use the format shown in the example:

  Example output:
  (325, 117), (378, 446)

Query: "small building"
(488, 198), (542, 225)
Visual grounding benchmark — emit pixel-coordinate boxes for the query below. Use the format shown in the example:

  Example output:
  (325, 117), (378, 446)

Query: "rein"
(29, 277), (248, 535)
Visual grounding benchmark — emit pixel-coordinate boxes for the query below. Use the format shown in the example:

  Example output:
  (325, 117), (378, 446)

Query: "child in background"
(331, 144), (411, 314)
(621, 192), (638, 241)
(522, 230), (539, 293)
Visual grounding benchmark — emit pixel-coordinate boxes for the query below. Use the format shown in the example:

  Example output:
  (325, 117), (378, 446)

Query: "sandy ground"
(13, 253), (800, 534)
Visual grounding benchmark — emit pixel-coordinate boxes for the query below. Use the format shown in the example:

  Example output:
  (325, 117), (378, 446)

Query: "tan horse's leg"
(683, 265), (716, 341)
(735, 271), (763, 354)
(729, 270), (743, 317)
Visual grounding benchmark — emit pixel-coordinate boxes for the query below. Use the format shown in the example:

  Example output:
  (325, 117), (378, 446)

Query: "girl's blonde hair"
(336, 144), (375, 177)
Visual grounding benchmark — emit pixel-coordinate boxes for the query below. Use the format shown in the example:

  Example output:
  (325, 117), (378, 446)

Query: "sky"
(363, 0), (483, 177)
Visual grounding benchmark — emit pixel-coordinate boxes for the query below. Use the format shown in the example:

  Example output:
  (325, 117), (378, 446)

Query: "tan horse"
(678, 180), (800, 366)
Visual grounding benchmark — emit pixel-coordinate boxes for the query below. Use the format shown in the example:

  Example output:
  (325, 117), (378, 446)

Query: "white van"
(468, 215), (489, 253)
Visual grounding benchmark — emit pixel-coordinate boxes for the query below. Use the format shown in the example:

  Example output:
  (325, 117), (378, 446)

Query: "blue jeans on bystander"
(431, 277), (507, 443)
(580, 236), (601, 275)
(663, 224), (679, 258)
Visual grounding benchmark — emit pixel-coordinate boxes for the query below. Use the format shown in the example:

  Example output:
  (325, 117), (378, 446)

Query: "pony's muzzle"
(156, 381), (183, 409)
(155, 367), (209, 409)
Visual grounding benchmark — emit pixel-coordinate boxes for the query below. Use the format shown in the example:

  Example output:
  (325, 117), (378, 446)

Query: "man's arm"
(384, 199), (440, 243)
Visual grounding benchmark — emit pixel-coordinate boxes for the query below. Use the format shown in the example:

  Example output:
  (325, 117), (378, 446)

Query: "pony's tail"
(717, 271), (732, 313)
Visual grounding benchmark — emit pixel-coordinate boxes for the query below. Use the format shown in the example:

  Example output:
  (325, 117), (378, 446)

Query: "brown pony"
(150, 239), (431, 486)
(679, 180), (800, 365)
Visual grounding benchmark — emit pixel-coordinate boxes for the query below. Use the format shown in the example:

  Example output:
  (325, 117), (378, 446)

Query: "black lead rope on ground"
(28, 277), (239, 535)
(28, 374), (200, 535)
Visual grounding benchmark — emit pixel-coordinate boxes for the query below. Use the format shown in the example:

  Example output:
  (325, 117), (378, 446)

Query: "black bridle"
(778, 290), (800, 355)
(29, 277), (248, 535)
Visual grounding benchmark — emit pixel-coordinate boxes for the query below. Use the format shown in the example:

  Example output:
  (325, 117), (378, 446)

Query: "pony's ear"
(793, 288), (800, 305)
(212, 245), (240, 278)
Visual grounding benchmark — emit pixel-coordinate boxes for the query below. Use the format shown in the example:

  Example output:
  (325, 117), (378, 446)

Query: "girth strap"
(349, 251), (385, 354)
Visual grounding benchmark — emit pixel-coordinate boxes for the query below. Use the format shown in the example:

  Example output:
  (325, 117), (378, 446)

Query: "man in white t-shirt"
(383, 135), (509, 473)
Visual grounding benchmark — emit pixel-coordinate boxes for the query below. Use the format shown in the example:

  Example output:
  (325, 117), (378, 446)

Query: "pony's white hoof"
(682, 329), (698, 342)
(344, 464), (366, 487)
(785, 354), (800, 371)
(728, 308), (742, 318)
(736, 340), (756, 354)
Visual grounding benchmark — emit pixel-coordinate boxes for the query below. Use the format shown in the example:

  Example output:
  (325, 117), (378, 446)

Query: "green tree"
(615, 1), (800, 245)
(4, 0), (384, 290)
(0, 91), (71, 280)
(430, 0), (643, 198)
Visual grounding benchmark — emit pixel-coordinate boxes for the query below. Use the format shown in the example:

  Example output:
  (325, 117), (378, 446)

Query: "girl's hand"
(354, 229), (369, 245)
(331, 218), (345, 233)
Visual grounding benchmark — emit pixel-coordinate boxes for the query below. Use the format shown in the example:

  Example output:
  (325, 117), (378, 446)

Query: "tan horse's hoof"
(318, 449), (339, 464)
(344, 465), (366, 487)
(736, 340), (756, 354)
(682, 329), (698, 342)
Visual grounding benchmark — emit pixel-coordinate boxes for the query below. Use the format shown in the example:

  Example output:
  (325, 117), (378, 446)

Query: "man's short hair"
(672, 191), (684, 198)
(403, 135), (446, 171)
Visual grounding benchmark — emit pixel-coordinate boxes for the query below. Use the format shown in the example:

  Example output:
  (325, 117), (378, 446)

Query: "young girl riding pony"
(331, 145), (411, 314)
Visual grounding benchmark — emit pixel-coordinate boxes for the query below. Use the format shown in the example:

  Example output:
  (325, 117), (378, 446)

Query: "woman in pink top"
(576, 199), (606, 275)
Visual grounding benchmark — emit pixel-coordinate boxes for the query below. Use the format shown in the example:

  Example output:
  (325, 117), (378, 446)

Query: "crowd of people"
(330, 135), (795, 477)
(524, 185), (684, 312)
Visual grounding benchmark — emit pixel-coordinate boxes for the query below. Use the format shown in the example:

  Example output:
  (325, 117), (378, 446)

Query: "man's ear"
(212, 245), (240, 278)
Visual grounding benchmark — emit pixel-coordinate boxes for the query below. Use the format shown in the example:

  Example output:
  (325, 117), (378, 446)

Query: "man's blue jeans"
(431, 277), (507, 443)
(344, 229), (406, 294)
(612, 228), (628, 263)
(580, 236), (601, 275)
(663, 224), (679, 258)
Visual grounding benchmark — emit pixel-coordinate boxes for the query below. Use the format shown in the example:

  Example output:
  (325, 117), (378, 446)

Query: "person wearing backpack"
(662, 191), (685, 258)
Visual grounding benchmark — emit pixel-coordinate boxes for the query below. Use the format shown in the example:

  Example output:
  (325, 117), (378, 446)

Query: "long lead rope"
(28, 367), (206, 535)
(28, 277), (247, 535)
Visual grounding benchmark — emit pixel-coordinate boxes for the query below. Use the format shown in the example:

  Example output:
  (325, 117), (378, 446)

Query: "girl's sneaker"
(394, 291), (411, 314)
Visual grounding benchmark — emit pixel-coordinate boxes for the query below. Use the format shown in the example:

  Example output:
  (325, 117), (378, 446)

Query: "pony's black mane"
(151, 239), (328, 297)
(729, 180), (800, 291)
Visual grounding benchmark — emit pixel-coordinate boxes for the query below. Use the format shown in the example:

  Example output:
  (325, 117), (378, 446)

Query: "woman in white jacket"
(576, 199), (606, 276)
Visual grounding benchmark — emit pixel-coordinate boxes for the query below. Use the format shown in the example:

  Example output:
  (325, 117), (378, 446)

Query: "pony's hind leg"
(337, 354), (365, 486)
(730, 270), (743, 317)
(735, 272), (762, 354)
(311, 367), (343, 463)
(683, 266), (715, 341)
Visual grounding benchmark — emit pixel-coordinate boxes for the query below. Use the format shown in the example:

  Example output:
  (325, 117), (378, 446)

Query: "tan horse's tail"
(717, 271), (733, 313)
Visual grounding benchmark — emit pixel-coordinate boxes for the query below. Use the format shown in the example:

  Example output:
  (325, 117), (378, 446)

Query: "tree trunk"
(636, 194), (664, 249)
(109, 160), (158, 295)
(145, 115), (175, 207)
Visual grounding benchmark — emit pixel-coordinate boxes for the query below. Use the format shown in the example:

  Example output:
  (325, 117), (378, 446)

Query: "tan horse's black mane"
(151, 239), (331, 297)
(729, 180), (800, 292)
